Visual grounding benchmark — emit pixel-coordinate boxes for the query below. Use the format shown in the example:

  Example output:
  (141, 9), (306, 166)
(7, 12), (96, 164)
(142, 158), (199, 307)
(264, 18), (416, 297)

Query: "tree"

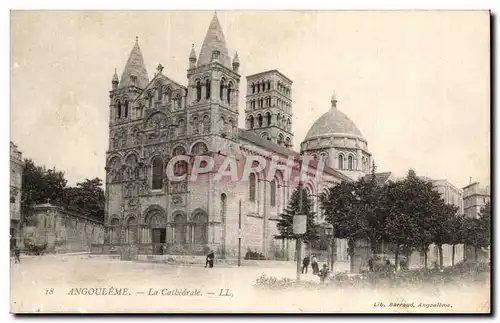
(478, 202), (491, 246)
(447, 213), (465, 266)
(463, 202), (491, 262)
(321, 180), (367, 272)
(276, 187), (320, 249)
(431, 202), (458, 268)
(382, 170), (438, 271)
(63, 178), (105, 221)
(21, 159), (67, 225)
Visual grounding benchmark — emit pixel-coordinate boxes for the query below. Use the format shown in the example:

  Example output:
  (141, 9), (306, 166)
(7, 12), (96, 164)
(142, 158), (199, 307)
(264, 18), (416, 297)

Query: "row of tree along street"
(21, 158), (105, 226)
(278, 167), (490, 272)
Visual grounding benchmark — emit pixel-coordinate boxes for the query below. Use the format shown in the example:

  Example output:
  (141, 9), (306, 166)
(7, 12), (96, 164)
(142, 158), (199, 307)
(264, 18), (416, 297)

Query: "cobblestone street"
(10, 255), (488, 313)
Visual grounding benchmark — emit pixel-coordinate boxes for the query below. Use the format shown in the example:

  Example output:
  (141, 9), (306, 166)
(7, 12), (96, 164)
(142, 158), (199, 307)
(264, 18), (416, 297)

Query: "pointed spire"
(119, 37), (149, 89)
(111, 68), (119, 90)
(112, 68), (119, 83)
(198, 12), (231, 69)
(232, 51), (240, 73)
(330, 91), (338, 109)
(189, 43), (197, 60)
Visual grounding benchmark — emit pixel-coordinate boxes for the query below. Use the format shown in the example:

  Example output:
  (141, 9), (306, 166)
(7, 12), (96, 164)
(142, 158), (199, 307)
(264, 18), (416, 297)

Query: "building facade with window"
(10, 141), (23, 249)
(103, 13), (369, 259)
(463, 181), (490, 219)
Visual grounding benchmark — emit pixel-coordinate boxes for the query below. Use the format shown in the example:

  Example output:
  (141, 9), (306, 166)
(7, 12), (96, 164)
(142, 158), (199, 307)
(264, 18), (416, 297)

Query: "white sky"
(10, 10), (490, 188)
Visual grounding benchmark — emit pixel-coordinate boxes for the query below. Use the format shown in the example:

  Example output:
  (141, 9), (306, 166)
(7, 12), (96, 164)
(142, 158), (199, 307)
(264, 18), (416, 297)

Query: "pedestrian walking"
(205, 250), (215, 268)
(311, 255), (319, 275)
(14, 246), (21, 264)
(302, 256), (310, 274)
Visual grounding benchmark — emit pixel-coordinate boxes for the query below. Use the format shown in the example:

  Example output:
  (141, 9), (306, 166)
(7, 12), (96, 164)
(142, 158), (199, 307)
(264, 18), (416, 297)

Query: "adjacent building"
(463, 181), (490, 219)
(10, 141), (23, 249)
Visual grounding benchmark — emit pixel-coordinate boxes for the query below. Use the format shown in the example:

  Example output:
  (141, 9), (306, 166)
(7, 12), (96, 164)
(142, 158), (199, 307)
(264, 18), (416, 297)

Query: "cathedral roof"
(239, 129), (353, 182)
(119, 38), (149, 89)
(197, 12), (232, 69)
(304, 95), (364, 141)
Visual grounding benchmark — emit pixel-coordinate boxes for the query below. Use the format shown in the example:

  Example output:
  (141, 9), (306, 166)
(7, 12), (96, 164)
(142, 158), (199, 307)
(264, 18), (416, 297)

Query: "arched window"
(149, 95), (153, 108)
(192, 116), (199, 135)
(267, 81), (271, 90)
(124, 101), (129, 118)
(173, 160), (188, 177)
(251, 83), (255, 94)
(192, 212), (208, 244)
(116, 102), (122, 119)
(196, 80), (202, 101)
(163, 87), (171, 103)
(270, 180), (277, 207)
(152, 156), (164, 190)
(220, 80), (225, 100)
(266, 112), (272, 126)
(249, 173), (256, 202)
(177, 94), (182, 110)
(278, 134), (284, 146)
(203, 115), (210, 133)
(338, 154), (345, 169)
(157, 86), (162, 100)
(178, 119), (186, 136)
(191, 142), (208, 155)
(227, 83), (232, 104)
(258, 115), (263, 127)
(205, 79), (211, 99)
(248, 116), (254, 129)
(348, 155), (354, 170)
(257, 83), (260, 92)
(285, 137), (291, 148)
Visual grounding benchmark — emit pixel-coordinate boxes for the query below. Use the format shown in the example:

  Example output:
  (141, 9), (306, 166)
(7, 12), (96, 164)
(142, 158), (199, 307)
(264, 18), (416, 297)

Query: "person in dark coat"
(368, 258), (374, 272)
(302, 256), (310, 274)
(311, 255), (319, 275)
(14, 246), (21, 264)
(205, 250), (215, 268)
(318, 264), (330, 283)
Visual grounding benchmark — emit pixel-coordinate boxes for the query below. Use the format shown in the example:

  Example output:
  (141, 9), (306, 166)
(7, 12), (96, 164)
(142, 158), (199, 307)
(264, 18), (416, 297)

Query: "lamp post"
(293, 154), (307, 281)
(322, 223), (334, 271)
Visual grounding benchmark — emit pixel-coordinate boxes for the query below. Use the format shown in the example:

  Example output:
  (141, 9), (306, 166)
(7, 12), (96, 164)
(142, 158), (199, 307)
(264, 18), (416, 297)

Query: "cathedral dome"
(304, 94), (364, 141)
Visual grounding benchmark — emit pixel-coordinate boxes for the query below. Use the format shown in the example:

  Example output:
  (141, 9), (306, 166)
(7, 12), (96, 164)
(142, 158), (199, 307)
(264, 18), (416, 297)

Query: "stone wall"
(23, 204), (105, 253)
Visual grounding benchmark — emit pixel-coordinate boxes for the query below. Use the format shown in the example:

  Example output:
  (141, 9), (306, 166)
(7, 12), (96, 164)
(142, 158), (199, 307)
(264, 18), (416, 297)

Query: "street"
(10, 255), (489, 313)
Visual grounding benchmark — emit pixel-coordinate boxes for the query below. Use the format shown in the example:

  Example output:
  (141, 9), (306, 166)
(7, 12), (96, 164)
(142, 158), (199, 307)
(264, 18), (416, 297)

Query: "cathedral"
(104, 12), (372, 260)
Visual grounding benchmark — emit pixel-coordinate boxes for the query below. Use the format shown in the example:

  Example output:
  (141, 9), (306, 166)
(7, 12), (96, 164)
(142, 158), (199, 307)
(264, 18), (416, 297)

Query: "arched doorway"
(147, 210), (166, 254)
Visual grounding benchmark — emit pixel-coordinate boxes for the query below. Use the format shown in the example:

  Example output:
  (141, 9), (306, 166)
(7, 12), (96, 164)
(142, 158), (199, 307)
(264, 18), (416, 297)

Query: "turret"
(189, 44), (197, 69)
(232, 52), (240, 73)
(331, 91), (337, 109)
(112, 68), (119, 90)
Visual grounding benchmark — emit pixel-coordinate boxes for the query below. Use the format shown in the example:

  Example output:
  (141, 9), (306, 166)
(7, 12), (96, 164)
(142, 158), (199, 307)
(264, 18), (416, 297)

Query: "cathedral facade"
(104, 13), (371, 259)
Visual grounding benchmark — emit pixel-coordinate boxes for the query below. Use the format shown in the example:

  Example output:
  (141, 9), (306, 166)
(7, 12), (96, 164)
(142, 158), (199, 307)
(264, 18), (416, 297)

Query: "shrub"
(245, 249), (266, 260)
(254, 262), (490, 291)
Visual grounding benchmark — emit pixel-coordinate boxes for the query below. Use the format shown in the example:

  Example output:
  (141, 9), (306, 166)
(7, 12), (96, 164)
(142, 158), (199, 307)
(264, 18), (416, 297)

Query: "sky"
(10, 10), (490, 189)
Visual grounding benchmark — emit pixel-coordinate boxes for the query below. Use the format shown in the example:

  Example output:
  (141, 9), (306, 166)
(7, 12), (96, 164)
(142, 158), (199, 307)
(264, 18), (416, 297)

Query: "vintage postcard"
(9, 10), (490, 314)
